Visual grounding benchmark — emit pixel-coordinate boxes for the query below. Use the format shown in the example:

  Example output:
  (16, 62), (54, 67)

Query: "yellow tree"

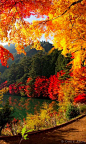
(72, 66), (86, 95)
(0, 0), (86, 71)
(57, 77), (76, 118)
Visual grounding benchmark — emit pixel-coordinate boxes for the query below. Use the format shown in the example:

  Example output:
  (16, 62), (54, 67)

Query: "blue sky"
(0, 15), (53, 46)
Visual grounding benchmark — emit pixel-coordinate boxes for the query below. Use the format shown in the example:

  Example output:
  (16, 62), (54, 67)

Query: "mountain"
(0, 41), (54, 73)
(4, 44), (16, 53)
(0, 41), (72, 85)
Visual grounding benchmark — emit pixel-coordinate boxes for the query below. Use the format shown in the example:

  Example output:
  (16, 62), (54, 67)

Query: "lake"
(1, 95), (59, 121)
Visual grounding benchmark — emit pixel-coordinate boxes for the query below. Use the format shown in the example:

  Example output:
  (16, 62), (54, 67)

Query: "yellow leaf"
(60, 38), (66, 49)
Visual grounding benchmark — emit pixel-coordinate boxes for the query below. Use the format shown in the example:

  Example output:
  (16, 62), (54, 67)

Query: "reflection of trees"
(7, 96), (58, 121)
(8, 96), (30, 110)
(0, 72), (1, 82)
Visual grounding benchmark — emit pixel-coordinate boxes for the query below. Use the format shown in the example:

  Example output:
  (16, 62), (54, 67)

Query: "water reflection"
(2, 95), (58, 121)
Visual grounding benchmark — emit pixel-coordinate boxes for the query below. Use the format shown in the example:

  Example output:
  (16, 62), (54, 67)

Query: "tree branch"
(49, 0), (83, 21)
(34, 0), (83, 27)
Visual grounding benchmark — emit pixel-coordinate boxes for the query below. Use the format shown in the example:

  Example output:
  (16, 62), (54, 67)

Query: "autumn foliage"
(34, 76), (49, 98)
(48, 71), (65, 100)
(7, 71), (65, 99)
(74, 93), (86, 104)
(0, 45), (14, 67)
(1, 0), (86, 132)
(72, 66), (86, 95)
(25, 77), (34, 97)
(0, 65), (84, 105)
(0, 0), (86, 72)
(48, 74), (60, 100)
(9, 82), (26, 96)
(0, 0), (86, 104)
(0, 81), (8, 90)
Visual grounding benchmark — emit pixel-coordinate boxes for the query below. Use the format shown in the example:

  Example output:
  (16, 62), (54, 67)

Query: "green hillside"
(0, 41), (71, 86)
(0, 41), (53, 73)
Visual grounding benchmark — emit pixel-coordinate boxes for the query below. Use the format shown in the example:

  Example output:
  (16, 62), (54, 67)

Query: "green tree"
(55, 52), (72, 79)
(7, 63), (17, 85)
(15, 64), (24, 80)
(19, 56), (31, 74)
(0, 100), (14, 135)
(28, 52), (44, 79)
(41, 54), (52, 78)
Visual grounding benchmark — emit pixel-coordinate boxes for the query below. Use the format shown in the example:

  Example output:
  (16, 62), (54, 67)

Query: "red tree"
(25, 77), (34, 97)
(0, 81), (8, 90)
(34, 76), (49, 98)
(9, 82), (25, 95)
(9, 83), (16, 95)
(74, 93), (86, 104)
(48, 71), (65, 100)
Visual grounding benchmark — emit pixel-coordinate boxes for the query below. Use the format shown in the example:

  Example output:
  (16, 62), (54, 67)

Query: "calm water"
(1, 95), (58, 121)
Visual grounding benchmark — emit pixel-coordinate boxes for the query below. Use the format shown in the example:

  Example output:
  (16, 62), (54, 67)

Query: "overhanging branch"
(35, 0), (83, 25)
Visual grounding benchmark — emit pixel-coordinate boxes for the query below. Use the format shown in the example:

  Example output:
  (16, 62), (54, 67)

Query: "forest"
(0, 0), (86, 141)
(0, 41), (71, 99)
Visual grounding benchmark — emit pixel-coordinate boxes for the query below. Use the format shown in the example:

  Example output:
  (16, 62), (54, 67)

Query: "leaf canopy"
(0, 0), (86, 71)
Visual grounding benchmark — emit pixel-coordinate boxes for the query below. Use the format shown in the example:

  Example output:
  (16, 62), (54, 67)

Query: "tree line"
(0, 41), (71, 87)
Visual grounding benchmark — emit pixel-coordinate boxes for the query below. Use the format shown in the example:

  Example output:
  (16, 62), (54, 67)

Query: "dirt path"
(0, 116), (86, 144)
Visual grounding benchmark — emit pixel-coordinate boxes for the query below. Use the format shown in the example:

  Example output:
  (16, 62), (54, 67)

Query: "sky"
(0, 15), (53, 46)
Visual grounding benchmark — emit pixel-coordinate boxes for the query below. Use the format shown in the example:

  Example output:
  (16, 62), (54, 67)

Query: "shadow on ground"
(2, 127), (86, 144)
(1, 116), (86, 144)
